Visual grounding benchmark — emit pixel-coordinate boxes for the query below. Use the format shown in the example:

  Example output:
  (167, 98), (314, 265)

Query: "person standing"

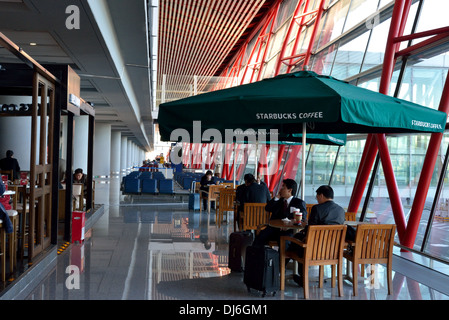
(0, 150), (21, 181)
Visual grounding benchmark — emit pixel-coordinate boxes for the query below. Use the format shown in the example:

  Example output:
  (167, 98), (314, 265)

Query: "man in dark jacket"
(253, 178), (306, 246)
(0, 150), (21, 181)
(235, 173), (271, 229)
(288, 185), (345, 286)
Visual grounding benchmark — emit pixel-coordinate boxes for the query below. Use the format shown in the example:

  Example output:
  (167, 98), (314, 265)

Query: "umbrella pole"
(301, 123), (306, 200)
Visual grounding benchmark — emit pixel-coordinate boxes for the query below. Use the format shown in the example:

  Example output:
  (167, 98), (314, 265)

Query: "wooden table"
(268, 219), (304, 231)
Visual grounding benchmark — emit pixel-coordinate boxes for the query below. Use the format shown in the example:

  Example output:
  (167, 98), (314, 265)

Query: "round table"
(268, 219), (304, 231)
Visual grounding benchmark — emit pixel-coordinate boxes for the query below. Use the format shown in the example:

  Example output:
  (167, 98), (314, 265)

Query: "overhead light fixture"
(29, 42), (37, 46)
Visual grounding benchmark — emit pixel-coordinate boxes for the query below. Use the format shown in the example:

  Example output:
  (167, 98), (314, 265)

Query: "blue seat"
(159, 179), (174, 194)
(141, 178), (158, 194)
(124, 177), (140, 194)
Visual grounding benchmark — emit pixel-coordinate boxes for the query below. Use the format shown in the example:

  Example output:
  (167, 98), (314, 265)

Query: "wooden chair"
(306, 204), (315, 215)
(343, 224), (396, 296)
(72, 183), (85, 211)
(216, 188), (235, 227)
(221, 182), (235, 188)
(0, 169), (14, 183)
(242, 203), (271, 232)
(280, 224), (347, 299)
(200, 184), (225, 213)
(345, 211), (356, 221)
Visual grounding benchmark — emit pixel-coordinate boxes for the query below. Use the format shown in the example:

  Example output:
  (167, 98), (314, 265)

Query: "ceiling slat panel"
(157, 0), (267, 106)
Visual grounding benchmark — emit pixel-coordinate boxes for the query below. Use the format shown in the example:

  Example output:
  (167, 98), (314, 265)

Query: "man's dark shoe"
(293, 274), (303, 287)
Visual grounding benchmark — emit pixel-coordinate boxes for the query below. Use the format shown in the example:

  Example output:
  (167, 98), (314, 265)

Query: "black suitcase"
(228, 231), (253, 272)
(243, 245), (280, 297)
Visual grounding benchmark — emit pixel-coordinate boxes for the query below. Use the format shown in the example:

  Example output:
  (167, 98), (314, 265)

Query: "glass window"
(313, 0), (351, 51)
(397, 53), (449, 110)
(361, 18), (390, 73)
(343, 0), (380, 33)
(331, 31), (370, 79)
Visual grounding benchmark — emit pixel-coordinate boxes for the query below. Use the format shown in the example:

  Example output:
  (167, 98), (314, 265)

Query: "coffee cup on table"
(293, 208), (302, 224)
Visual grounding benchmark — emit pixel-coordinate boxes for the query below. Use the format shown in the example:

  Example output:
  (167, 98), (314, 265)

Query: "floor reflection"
(23, 177), (449, 300)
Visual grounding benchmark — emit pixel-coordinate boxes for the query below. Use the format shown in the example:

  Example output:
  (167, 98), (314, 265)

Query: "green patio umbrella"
(158, 71), (447, 197)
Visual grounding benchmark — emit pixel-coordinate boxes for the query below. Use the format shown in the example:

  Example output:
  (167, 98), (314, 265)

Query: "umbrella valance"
(158, 71), (447, 142)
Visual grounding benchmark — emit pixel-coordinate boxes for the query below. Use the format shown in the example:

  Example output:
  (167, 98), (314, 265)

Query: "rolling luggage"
(188, 193), (200, 211)
(228, 231), (253, 272)
(188, 180), (200, 211)
(243, 245), (280, 297)
(141, 178), (157, 194)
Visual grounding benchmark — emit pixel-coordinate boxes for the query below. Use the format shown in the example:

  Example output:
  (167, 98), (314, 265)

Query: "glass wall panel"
(360, 17), (390, 73)
(397, 53), (449, 110)
(414, 0), (449, 34)
(314, 0), (351, 50)
(343, 0), (379, 33)
(311, 43), (338, 75)
(331, 31), (369, 79)
(425, 136), (449, 260)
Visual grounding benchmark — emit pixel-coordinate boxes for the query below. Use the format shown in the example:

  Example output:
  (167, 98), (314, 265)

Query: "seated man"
(253, 178), (306, 246)
(235, 173), (271, 229)
(288, 185), (345, 286)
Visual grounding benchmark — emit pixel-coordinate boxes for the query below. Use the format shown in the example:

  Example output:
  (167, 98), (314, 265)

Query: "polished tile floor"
(24, 176), (449, 301)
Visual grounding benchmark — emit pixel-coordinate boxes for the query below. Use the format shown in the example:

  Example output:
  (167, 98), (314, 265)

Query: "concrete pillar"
(127, 140), (133, 170)
(110, 131), (121, 175)
(93, 122), (111, 177)
(121, 135), (128, 174)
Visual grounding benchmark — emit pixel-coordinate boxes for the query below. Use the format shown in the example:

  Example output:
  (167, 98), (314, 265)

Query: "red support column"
(267, 144), (286, 193)
(221, 144), (233, 179)
(282, 145), (302, 180)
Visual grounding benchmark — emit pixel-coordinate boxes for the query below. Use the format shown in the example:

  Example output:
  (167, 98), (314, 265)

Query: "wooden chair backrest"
(0, 169), (14, 182)
(303, 224), (347, 265)
(194, 182), (201, 193)
(219, 188), (235, 212)
(345, 211), (356, 221)
(208, 185), (225, 201)
(72, 183), (84, 197)
(353, 224), (396, 263)
(221, 182), (234, 188)
(306, 204), (315, 215)
(243, 203), (271, 231)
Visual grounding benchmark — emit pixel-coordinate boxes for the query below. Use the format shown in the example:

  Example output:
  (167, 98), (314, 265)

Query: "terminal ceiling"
(0, 0), (277, 151)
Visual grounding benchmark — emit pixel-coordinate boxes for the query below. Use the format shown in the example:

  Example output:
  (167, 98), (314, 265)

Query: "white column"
(121, 135), (128, 174)
(93, 122), (111, 177)
(110, 131), (121, 175)
(73, 115), (89, 172)
(127, 140), (133, 170)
